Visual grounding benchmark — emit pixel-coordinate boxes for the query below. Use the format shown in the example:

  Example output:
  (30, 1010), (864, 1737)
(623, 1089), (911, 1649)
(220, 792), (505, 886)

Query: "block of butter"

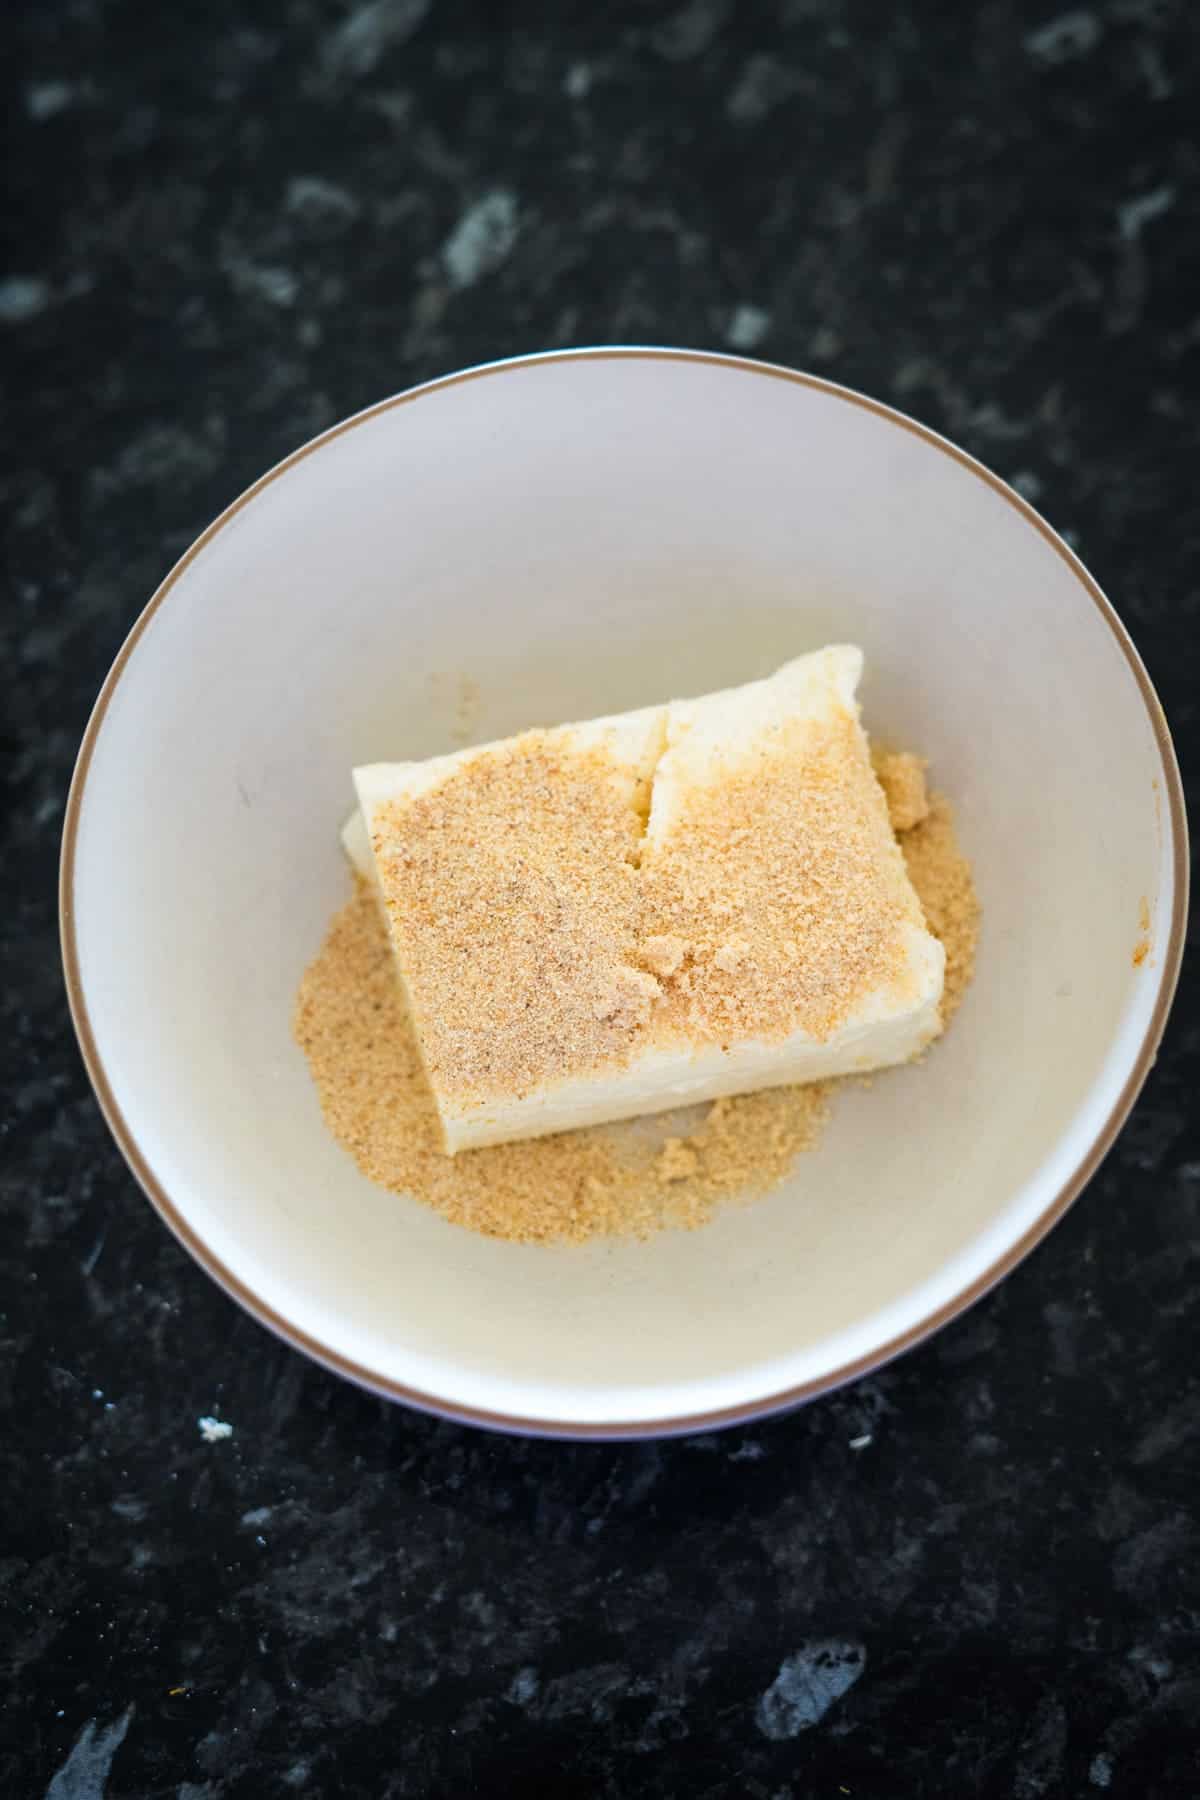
(345, 647), (944, 1153)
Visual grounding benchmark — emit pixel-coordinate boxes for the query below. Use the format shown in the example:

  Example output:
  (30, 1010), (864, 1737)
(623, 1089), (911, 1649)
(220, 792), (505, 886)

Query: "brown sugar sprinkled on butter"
(638, 933), (687, 978)
(640, 711), (924, 1049)
(370, 702), (932, 1137)
(371, 732), (659, 1110)
(712, 937), (750, 973)
(294, 762), (979, 1245)
(294, 876), (829, 1243)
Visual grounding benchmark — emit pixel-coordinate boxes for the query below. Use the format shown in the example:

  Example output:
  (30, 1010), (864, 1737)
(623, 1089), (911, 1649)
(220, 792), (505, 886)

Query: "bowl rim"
(59, 346), (1190, 1440)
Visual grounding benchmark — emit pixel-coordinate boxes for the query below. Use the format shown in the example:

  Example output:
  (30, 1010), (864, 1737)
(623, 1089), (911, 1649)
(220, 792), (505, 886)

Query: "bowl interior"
(68, 352), (1181, 1431)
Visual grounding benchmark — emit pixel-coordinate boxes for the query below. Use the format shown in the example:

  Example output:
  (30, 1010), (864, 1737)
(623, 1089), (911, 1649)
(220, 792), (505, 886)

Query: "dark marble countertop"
(4, 2), (1198, 1795)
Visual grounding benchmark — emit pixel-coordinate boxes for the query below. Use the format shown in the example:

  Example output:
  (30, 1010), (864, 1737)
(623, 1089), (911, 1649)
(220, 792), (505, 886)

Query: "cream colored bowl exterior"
(61, 351), (1187, 1437)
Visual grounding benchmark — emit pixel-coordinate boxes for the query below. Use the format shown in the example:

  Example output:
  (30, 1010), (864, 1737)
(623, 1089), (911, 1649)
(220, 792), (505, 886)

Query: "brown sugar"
(873, 749), (930, 833)
(293, 875), (829, 1243)
(293, 756), (980, 1245)
(293, 874), (827, 1245)
(369, 730), (662, 1111)
(365, 701), (932, 1135)
(897, 792), (980, 1025)
(655, 1137), (701, 1183)
(639, 709), (922, 1050)
(638, 933), (687, 978)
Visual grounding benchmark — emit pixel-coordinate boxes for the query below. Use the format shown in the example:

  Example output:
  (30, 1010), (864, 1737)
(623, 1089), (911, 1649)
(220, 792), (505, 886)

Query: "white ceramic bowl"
(62, 350), (1187, 1438)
